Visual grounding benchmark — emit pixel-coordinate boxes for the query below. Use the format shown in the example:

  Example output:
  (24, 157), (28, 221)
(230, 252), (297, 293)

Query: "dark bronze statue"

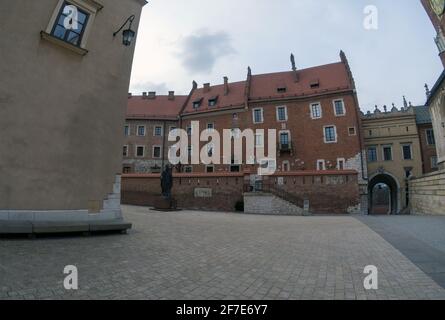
(161, 164), (173, 199)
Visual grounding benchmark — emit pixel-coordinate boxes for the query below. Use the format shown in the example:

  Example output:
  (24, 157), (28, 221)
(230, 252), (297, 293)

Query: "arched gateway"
(368, 173), (400, 215)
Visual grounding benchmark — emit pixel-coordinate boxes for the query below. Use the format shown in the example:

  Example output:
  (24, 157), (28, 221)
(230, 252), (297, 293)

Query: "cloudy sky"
(129, 0), (443, 112)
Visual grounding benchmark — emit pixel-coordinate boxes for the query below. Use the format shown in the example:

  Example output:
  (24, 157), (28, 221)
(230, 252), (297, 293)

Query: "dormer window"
(208, 96), (218, 107)
(193, 98), (202, 109)
(310, 79), (320, 89)
(277, 87), (287, 93)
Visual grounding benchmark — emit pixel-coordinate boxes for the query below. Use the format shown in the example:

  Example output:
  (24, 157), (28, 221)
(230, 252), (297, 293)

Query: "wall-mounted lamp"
(113, 15), (136, 46)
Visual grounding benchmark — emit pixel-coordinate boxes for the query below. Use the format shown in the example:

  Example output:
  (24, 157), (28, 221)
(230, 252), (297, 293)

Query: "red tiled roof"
(127, 95), (187, 120)
(182, 80), (246, 115)
(249, 62), (351, 100)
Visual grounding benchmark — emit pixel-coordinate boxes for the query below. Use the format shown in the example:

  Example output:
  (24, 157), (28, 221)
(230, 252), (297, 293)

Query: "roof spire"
(290, 53), (296, 71)
(403, 96), (408, 109)
(424, 83), (430, 98)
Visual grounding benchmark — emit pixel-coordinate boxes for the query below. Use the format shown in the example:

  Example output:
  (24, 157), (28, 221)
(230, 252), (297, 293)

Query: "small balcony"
(279, 141), (293, 155)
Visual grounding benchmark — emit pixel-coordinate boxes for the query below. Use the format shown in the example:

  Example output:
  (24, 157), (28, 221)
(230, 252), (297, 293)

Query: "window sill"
(40, 31), (88, 56)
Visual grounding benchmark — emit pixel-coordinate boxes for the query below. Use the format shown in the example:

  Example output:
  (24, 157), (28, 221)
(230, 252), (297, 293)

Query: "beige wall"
(410, 170), (445, 215)
(429, 83), (445, 170)
(362, 110), (423, 213)
(0, 0), (145, 211)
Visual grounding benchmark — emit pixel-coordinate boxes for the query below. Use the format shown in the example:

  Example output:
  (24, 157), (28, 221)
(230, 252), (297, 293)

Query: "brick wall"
(121, 171), (360, 214)
(410, 170), (445, 215)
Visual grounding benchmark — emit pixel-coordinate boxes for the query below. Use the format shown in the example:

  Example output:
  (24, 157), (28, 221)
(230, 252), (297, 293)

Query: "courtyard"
(1, 206), (445, 300)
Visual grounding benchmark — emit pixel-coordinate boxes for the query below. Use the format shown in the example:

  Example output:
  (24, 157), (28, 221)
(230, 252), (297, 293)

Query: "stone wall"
(121, 171), (361, 214)
(244, 193), (304, 216)
(410, 170), (445, 215)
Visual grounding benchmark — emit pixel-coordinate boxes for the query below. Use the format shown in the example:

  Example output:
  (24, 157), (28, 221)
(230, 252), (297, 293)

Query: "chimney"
(148, 91), (156, 99)
(223, 77), (229, 95)
(290, 53), (299, 82)
(142, 92), (147, 98)
(203, 83), (211, 93)
(192, 80), (198, 90)
(168, 91), (175, 100)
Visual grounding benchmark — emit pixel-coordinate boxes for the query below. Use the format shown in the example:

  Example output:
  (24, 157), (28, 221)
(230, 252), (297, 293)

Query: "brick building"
(124, 92), (186, 173)
(123, 52), (368, 214)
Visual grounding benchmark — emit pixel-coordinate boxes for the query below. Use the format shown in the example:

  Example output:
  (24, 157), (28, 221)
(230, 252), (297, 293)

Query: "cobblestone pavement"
(1, 206), (444, 300)
(357, 215), (445, 290)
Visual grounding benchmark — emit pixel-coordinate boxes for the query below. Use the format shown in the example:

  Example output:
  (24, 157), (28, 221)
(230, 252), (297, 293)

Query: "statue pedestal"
(153, 197), (179, 212)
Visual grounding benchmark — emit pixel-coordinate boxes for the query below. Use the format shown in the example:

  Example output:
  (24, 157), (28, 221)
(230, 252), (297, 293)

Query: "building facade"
(0, 0), (146, 225)
(415, 106), (439, 173)
(421, 0), (445, 67)
(123, 52), (369, 213)
(124, 92), (186, 174)
(362, 106), (423, 214)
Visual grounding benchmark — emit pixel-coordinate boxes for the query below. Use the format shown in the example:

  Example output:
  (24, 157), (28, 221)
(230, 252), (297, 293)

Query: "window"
(282, 161), (290, 172)
(208, 97), (218, 107)
(206, 143), (214, 157)
(154, 126), (163, 137)
(184, 166), (193, 173)
(402, 144), (412, 160)
(280, 132), (290, 146)
(255, 133), (264, 147)
(169, 126), (177, 136)
(368, 147), (377, 162)
(310, 103), (322, 119)
(333, 100), (345, 116)
(207, 123), (215, 132)
(426, 129), (436, 145)
(137, 125), (146, 136)
(432, 156), (438, 169)
(253, 108), (264, 124)
(230, 165), (241, 172)
(277, 87), (287, 93)
(206, 165), (215, 173)
(348, 127), (356, 136)
(337, 158), (345, 170)
(188, 145), (193, 156)
(383, 146), (392, 161)
(136, 146), (145, 157)
(193, 99), (202, 109)
(50, 2), (90, 47)
(123, 145), (128, 157)
(324, 126), (337, 143)
(317, 160), (326, 171)
(186, 125), (192, 136)
(276, 106), (288, 121)
(123, 166), (131, 174)
(124, 125), (130, 136)
(153, 146), (162, 158)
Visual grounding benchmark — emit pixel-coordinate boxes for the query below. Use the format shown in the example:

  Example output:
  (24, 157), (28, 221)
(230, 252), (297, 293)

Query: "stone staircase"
(243, 192), (305, 216)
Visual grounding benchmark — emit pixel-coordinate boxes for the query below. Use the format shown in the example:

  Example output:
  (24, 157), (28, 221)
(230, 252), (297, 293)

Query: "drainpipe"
(162, 120), (167, 169)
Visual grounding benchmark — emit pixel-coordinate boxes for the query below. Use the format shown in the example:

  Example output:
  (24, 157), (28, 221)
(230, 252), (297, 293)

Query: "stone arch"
(368, 172), (401, 215)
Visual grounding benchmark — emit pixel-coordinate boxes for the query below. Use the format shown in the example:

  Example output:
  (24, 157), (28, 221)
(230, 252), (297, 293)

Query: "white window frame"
(348, 127), (357, 136)
(310, 102), (322, 119)
(426, 129), (436, 146)
(152, 145), (162, 159)
(252, 108), (264, 124)
(317, 160), (326, 171)
(276, 106), (288, 122)
(45, 0), (102, 50)
(367, 146), (378, 162)
(153, 125), (163, 137)
(337, 158), (346, 170)
(137, 125), (146, 137)
(382, 145), (393, 161)
(135, 145), (145, 158)
(169, 126), (177, 136)
(282, 160), (291, 172)
(124, 125), (130, 136)
(401, 144), (413, 160)
(207, 122), (215, 133)
(333, 99), (346, 117)
(431, 156), (438, 169)
(123, 145), (129, 157)
(323, 125), (338, 144)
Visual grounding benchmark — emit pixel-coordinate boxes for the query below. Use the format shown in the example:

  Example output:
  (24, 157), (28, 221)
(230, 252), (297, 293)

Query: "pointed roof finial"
(247, 66), (252, 77)
(403, 96), (408, 109)
(290, 53), (296, 72)
(192, 80), (198, 89)
(425, 83), (430, 98)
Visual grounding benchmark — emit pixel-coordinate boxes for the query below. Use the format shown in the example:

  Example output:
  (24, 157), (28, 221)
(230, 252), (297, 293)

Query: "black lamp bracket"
(113, 15), (136, 37)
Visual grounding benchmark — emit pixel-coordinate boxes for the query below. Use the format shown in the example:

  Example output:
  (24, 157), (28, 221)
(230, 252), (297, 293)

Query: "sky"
(129, 0), (443, 113)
